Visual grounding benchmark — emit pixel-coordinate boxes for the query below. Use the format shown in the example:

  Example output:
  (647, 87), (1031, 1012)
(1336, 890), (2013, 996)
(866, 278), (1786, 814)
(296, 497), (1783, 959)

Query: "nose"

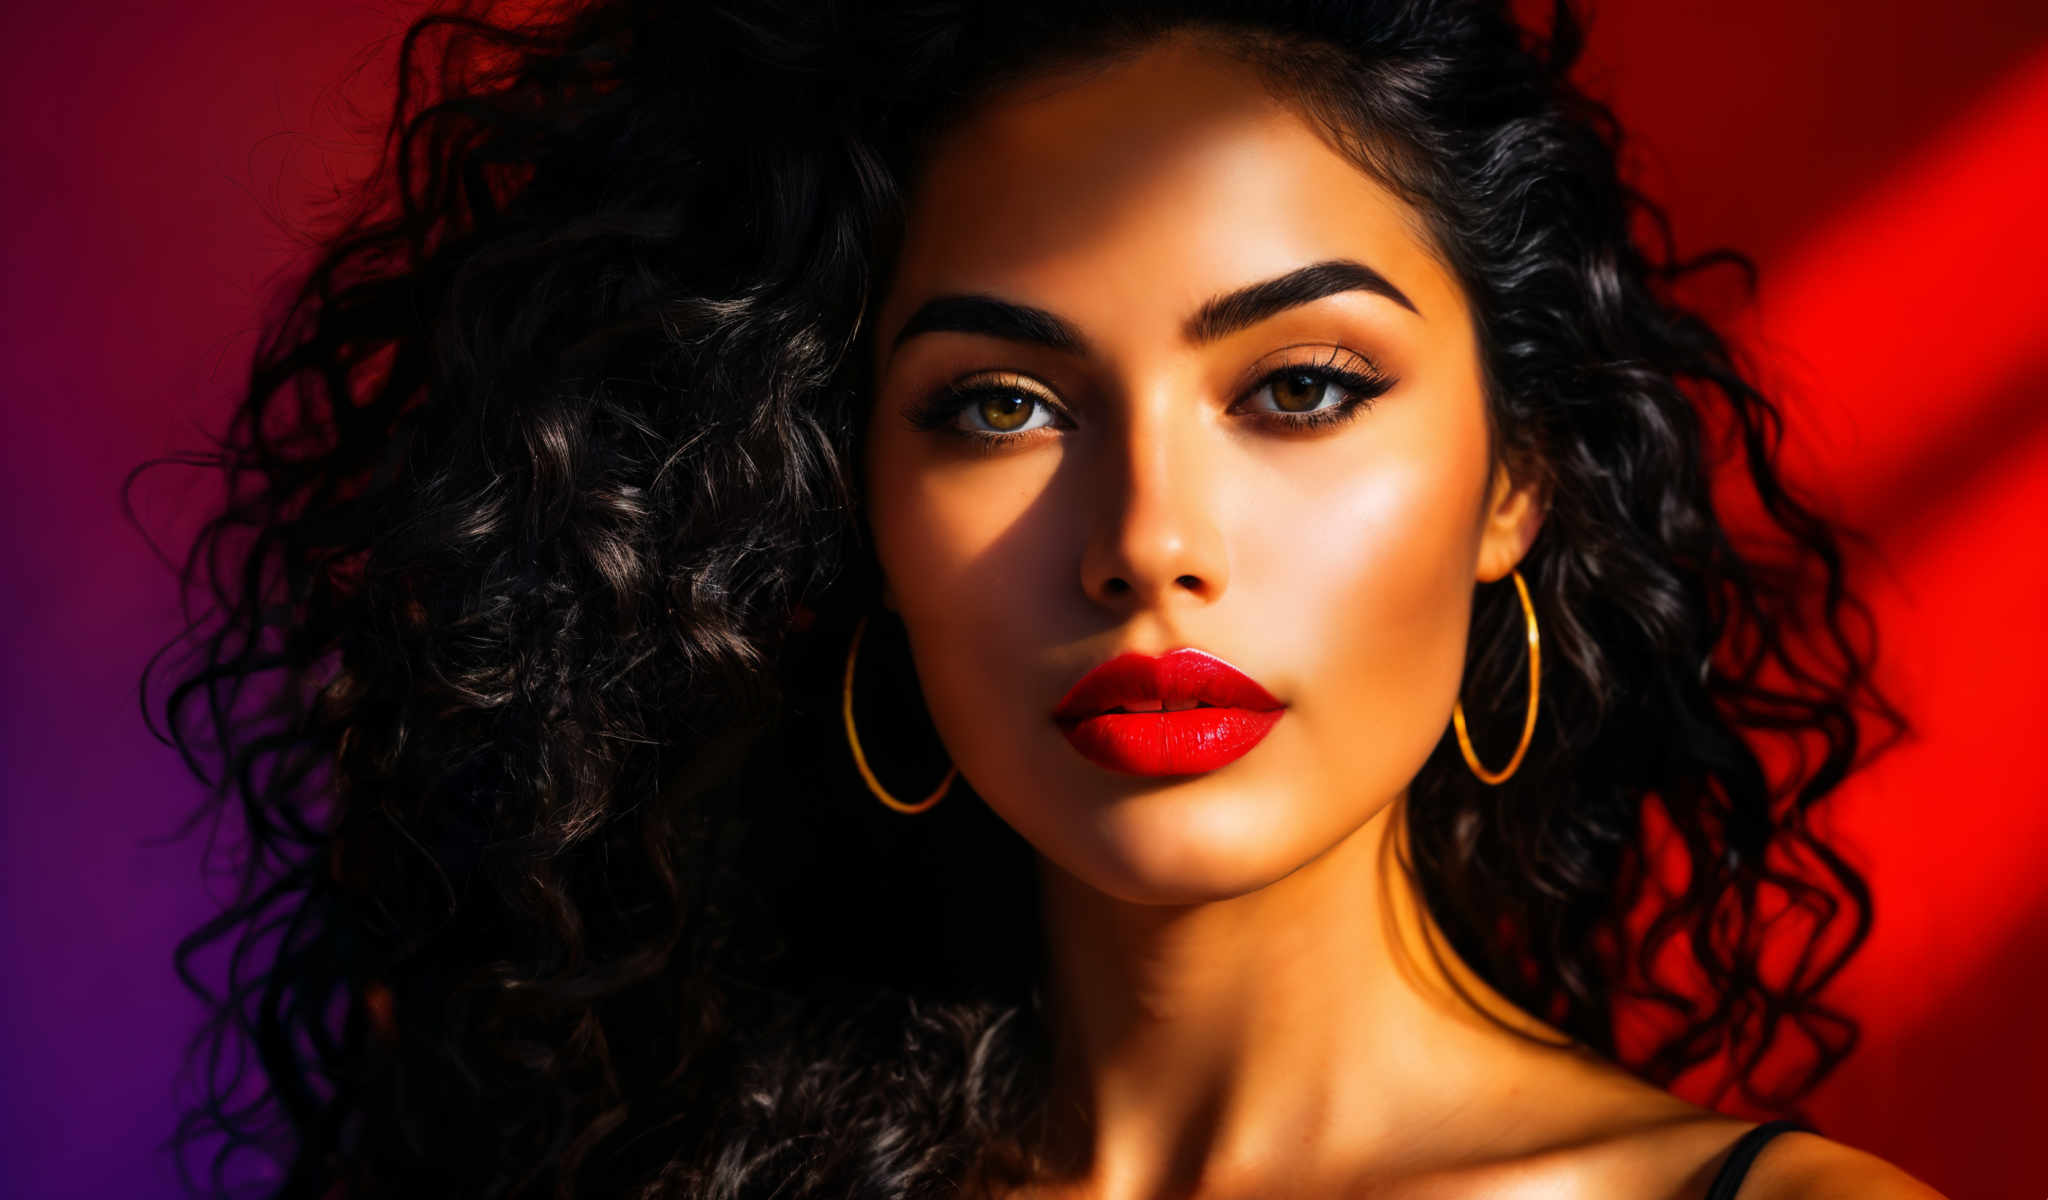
(1078, 389), (1230, 614)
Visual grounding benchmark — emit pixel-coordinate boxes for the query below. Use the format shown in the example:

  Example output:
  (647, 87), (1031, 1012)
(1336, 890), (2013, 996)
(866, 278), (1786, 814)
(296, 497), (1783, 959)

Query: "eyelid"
(959, 370), (1063, 406)
(980, 370), (1068, 414)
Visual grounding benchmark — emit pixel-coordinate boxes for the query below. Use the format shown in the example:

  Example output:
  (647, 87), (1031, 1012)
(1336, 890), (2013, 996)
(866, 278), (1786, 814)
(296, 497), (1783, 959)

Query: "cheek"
(863, 437), (1058, 734)
(1249, 403), (1490, 797)
(868, 437), (1059, 616)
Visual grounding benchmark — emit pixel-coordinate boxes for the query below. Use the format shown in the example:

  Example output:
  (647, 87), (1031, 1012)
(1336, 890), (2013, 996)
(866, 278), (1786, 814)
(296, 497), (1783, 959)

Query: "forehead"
(877, 34), (1465, 350)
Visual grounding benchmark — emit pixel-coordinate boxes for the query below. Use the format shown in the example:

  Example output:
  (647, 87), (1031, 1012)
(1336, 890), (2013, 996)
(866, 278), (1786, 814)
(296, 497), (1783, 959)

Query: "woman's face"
(864, 35), (1543, 905)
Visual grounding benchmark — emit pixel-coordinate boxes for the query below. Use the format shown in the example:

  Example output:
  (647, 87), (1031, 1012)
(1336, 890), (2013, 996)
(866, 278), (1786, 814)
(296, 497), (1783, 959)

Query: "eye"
(1233, 352), (1395, 431)
(954, 386), (1060, 435)
(903, 373), (1068, 449)
(1248, 368), (1346, 414)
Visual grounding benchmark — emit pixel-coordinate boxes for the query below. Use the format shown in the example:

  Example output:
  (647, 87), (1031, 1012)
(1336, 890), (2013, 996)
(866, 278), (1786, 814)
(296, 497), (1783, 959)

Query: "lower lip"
(1054, 707), (1285, 777)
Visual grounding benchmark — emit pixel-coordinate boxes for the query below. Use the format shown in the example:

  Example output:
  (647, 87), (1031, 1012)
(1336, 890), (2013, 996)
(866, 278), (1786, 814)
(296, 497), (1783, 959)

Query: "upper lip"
(1051, 648), (1283, 721)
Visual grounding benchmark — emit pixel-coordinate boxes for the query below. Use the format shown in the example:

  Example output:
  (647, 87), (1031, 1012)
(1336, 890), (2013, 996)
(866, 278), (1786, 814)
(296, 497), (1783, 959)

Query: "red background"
(2, 2), (2043, 1196)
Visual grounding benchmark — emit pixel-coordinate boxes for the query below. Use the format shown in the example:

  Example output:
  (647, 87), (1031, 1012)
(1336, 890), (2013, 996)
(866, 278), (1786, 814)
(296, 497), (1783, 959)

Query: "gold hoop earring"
(1451, 567), (1541, 786)
(843, 612), (956, 814)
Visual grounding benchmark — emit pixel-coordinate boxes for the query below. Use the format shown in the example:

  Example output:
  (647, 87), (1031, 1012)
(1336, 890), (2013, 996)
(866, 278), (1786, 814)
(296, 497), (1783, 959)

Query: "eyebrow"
(887, 258), (1420, 357)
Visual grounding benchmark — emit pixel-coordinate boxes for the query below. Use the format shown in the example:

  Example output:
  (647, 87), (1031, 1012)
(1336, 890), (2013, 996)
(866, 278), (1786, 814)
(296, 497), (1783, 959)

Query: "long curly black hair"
(136, 0), (1908, 1196)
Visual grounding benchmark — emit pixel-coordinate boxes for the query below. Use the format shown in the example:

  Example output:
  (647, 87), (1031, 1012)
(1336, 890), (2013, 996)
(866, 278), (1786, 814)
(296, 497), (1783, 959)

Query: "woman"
(152, 0), (1942, 1196)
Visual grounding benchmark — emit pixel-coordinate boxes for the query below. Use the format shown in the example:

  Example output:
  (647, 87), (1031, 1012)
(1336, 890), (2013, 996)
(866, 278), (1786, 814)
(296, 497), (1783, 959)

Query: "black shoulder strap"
(1703, 1120), (1810, 1200)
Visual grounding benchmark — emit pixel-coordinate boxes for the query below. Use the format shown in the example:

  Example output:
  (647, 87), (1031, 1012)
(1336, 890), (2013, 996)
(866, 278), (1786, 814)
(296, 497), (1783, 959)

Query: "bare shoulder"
(1486, 1061), (1947, 1200)
(1737, 1130), (1948, 1200)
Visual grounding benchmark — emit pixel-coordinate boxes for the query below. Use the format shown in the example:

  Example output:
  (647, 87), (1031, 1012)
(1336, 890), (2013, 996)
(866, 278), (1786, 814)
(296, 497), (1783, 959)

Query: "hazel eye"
(961, 387), (1057, 435)
(904, 373), (1069, 448)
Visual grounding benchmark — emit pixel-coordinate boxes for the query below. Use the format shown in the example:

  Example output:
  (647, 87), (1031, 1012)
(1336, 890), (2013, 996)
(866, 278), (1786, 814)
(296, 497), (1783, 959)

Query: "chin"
(1027, 776), (1363, 906)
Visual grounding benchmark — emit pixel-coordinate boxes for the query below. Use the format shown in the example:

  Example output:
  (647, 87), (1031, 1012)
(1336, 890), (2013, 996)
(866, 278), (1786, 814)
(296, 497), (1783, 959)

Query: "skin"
(861, 31), (1942, 1200)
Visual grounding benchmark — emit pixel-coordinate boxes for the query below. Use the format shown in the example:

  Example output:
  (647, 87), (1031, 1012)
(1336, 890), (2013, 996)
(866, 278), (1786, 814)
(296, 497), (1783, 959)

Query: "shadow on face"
(861, 30), (1543, 906)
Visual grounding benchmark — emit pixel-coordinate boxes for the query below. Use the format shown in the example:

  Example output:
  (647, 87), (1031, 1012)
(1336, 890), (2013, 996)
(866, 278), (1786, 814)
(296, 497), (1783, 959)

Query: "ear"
(1475, 457), (1548, 583)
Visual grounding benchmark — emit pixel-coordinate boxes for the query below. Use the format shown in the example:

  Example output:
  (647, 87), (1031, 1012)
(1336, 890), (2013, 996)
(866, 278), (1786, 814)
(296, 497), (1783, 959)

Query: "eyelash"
(904, 348), (1395, 454)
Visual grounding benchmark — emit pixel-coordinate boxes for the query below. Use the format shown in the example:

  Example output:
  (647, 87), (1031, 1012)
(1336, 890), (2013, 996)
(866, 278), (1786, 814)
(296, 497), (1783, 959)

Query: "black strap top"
(1703, 1120), (1810, 1200)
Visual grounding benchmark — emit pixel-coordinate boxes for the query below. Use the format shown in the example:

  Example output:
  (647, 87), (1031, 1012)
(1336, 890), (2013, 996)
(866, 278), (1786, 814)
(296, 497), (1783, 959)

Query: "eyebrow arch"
(1186, 258), (1420, 342)
(887, 257), (1420, 357)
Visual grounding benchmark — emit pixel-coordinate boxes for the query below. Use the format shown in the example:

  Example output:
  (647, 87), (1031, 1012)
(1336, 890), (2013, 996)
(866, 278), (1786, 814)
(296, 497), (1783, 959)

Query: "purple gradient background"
(4, 2), (2046, 1197)
(4, 4), (396, 1195)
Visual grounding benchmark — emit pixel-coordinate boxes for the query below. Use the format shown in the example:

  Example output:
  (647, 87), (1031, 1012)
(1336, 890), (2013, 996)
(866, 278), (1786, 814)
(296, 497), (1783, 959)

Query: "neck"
(1024, 794), (1568, 1198)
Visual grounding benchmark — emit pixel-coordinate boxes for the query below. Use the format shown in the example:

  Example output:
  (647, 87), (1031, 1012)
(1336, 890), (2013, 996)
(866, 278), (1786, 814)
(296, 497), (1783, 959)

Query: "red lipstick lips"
(1050, 649), (1285, 777)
